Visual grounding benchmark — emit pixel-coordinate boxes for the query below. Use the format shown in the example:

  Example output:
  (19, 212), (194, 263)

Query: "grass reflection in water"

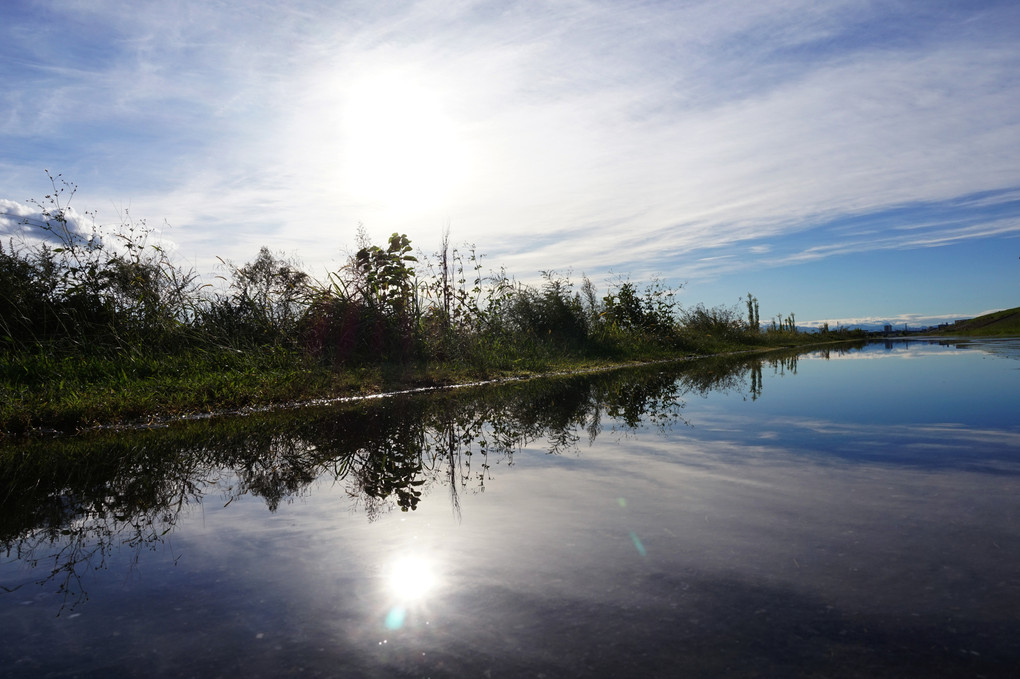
(0, 346), (818, 614)
(3, 340), (1020, 678)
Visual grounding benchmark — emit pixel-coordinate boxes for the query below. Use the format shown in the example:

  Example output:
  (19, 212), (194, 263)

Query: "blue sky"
(2, 0), (1019, 328)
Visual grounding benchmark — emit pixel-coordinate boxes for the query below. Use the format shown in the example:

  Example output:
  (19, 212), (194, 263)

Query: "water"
(2, 339), (1018, 677)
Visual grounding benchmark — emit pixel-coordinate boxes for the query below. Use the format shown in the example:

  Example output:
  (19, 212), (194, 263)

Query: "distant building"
(883, 324), (892, 334)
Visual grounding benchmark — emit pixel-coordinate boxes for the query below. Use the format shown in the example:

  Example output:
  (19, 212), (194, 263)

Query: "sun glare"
(386, 554), (439, 602)
(341, 73), (469, 214)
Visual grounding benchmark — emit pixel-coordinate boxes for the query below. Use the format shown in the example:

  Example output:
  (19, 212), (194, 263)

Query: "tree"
(745, 293), (759, 332)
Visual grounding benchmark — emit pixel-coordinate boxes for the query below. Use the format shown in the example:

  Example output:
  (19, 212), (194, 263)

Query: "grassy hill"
(930, 306), (1020, 336)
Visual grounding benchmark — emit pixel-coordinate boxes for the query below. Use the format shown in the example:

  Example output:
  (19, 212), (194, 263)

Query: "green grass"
(0, 331), (830, 436)
(0, 195), (856, 436)
(927, 305), (1020, 336)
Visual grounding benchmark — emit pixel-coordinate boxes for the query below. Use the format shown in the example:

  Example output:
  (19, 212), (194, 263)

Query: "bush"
(680, 303), (745, 341)
(2, 174), (805, 374)
(486, 272), (592, 353)
(1, 174), (201, 350)
(204, 247), (313, 349)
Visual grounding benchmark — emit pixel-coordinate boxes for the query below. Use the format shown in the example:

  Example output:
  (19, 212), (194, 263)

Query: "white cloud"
(0, 198), (96, 247)
(2, 0), (1019, 318)
(799, 310), (1005, 330)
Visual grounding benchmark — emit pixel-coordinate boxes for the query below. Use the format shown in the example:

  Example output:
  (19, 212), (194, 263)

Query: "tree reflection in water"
(0, 345), (854, 610)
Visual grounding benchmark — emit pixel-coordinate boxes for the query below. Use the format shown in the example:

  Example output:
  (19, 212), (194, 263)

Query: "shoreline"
(1, 339), (855, 439)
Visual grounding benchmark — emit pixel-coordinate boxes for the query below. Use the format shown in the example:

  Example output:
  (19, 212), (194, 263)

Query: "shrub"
(1, 173), (201, 351)
(680, 303), (745, 341)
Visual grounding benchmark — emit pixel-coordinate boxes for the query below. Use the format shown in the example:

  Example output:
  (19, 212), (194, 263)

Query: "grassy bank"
(0, 333), (840, 436)
(1, 176), (862, 436)
(925, 306), (1020, 336)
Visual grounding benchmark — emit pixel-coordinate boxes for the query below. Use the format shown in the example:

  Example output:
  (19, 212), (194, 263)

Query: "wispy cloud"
(2, 0), (1018, 320)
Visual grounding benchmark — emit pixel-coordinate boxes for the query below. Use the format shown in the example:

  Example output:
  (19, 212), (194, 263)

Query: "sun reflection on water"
(387, 555), (439, 602)
(383, 554), (441, 631)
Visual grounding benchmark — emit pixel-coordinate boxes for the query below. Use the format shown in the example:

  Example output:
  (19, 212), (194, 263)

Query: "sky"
(2, 0), (1019, 329)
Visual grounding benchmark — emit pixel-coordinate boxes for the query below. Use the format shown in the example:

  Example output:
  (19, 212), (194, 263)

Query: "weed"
(0, 174), (833, 433)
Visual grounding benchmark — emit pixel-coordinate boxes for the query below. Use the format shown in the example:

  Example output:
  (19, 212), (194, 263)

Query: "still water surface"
(2, 339), (1019, 677)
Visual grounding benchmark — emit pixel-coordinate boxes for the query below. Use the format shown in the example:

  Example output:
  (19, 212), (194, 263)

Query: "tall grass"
(1, 175), (832, 432)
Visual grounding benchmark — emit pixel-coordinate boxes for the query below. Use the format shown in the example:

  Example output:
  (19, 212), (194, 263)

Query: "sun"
(340, 72), (470, 214)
